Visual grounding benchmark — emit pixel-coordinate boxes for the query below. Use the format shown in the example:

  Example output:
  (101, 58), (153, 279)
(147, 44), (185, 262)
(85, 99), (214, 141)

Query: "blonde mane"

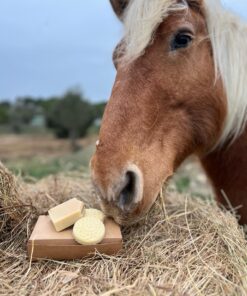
(121, 0), (247, 146)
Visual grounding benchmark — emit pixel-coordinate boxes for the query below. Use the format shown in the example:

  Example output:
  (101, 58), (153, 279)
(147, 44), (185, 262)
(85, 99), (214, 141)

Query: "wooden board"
(27, 216), (123, 261)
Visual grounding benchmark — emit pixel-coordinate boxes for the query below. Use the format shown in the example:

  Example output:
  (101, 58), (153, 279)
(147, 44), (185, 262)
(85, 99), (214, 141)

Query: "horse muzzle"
(91, 163), (144, 219)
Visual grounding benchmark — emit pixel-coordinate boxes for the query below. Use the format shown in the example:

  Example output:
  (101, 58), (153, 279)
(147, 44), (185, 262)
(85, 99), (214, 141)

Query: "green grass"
(175, 176), (191, 193)
(5, 144), (95, 180)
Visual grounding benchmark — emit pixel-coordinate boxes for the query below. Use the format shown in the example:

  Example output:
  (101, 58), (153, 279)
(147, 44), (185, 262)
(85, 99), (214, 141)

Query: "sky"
(0, 0), (247, 102)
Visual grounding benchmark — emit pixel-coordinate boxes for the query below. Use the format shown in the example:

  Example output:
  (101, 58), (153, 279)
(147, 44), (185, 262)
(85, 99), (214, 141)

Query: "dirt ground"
(0, 134), (97, 161)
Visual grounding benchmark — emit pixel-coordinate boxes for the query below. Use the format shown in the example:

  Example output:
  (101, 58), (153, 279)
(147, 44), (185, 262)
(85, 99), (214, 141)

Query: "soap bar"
(48, 198), (84, 232)
(27, 216), (123, 261)
(73, 217), (105, 245)
(84, 208), (105, 222)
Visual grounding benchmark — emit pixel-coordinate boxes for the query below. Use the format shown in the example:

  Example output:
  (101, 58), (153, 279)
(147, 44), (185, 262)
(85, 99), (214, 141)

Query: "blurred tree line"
(0, 90), (106, 151)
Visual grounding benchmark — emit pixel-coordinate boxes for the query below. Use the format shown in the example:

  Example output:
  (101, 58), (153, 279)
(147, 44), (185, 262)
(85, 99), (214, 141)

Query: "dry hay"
(1, 162), (247, 295)
(0, 162), (36, 238)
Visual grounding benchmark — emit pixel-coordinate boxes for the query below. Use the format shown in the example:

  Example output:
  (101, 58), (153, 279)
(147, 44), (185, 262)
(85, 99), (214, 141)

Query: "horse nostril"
(92, 164), (143, 212)
(118, 171), (137, 211)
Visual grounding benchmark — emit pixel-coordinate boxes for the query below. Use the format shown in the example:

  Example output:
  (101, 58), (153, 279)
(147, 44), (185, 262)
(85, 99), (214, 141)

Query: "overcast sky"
(0, 0), (247, 102)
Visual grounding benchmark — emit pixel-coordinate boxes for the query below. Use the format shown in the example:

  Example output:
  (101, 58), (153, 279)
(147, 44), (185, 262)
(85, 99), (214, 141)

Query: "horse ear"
(109, 0), (130, 20)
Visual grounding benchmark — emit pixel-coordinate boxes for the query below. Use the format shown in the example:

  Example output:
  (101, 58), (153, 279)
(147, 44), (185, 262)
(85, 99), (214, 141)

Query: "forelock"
(121, 0), (188, 63)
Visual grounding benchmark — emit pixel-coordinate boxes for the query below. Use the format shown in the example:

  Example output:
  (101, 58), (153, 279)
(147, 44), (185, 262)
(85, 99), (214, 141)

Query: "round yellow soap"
(84, 208), (105, 222)
(73, 217), (105, 245)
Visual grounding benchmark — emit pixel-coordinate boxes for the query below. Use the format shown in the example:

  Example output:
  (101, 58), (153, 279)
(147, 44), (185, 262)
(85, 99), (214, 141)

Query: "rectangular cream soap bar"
(48, 198), (84, 232)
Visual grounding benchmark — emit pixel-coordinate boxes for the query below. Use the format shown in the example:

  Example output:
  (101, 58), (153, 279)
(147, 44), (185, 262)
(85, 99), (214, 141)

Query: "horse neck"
(200, 127), (247, 224)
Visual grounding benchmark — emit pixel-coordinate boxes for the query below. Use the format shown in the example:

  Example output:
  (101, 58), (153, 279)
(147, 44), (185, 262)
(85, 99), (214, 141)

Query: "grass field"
(0, 134), (96, 179)
(0, 134), (213, 197)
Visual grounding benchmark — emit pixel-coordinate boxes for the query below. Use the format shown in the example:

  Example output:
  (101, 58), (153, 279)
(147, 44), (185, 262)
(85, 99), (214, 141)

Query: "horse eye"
(171, 32), (193, 51)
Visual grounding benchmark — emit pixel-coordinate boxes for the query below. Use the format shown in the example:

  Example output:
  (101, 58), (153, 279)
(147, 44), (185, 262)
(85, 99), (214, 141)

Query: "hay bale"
(0, 162), (35, 236)
(0, 166), (247, 295)
(22, 172), (98, 214)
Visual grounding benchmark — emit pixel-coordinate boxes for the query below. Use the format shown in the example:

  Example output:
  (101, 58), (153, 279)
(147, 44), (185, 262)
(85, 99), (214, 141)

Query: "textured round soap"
(84, 208), (105, 222)
(73, 217), (105, 245)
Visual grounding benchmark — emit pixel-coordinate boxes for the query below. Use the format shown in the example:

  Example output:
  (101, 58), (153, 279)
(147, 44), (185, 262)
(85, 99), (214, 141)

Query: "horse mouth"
(99, 200), (142, 226)
(112, 211), (146, 226)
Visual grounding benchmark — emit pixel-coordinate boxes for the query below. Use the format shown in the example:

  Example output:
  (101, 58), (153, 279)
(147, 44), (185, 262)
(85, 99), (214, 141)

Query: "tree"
(92, 102), (106, 119)
(0, 102), (10, 124)
(9, 98), (42, 133)
(48, 91), (94, 151)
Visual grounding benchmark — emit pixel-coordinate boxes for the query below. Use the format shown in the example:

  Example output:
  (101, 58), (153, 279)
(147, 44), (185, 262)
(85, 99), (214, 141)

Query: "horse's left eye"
(171, 32), (193, 51)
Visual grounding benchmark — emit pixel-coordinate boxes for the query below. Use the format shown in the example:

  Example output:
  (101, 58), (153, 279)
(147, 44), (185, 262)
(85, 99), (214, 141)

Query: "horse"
(91, 0), (247, 225)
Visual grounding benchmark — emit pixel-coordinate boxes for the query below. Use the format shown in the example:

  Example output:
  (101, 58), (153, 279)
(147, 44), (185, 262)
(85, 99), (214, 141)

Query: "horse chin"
(112, 214), (146, 226)
(99, 200), (143, 226)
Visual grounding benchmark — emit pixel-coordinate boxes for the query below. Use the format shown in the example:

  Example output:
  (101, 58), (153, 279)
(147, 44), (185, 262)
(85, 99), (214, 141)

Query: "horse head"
(90, 0), (245, 225)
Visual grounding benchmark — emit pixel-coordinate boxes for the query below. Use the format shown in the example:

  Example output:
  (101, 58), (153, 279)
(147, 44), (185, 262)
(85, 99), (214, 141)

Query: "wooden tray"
(27, 215), (122, 261)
